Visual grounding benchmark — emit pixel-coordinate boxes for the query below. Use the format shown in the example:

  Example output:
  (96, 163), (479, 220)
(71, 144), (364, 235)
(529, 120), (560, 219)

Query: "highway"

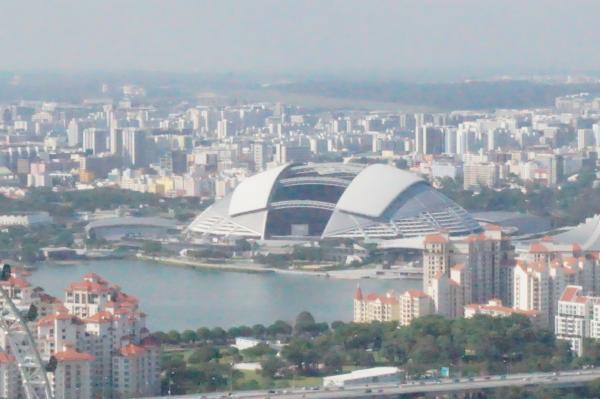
(141, 368), (600, 398)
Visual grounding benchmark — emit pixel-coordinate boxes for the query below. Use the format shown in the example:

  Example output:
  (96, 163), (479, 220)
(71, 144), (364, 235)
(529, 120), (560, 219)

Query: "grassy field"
(236, 370), (322, 390)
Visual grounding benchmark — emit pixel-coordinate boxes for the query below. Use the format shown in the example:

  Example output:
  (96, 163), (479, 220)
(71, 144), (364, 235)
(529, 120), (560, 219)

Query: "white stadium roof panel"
(335, 164), (424, 218)
(188, 162), (480, 242)
(228, 163), (290, 217)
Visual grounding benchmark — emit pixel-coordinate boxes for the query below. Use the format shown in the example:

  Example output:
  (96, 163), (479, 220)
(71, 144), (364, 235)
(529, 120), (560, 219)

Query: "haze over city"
(3, 2), (600, 399)
(2, 0), (600, 79)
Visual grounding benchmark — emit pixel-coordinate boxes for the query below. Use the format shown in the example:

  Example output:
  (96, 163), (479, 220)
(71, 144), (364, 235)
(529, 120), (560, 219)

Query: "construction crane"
(0, 264), (53, 399)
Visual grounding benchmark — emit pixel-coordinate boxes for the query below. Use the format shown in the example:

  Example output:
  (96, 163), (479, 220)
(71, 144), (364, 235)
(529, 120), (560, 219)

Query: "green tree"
(188, 346), (221, 364)
(241, 343), (275, 360)
(143, 241), (162, 255)
(260, 356), (287, 379)
(167, 330), (181, 344)
(26, 304), (38, 322)
(323, 351), (343, 373)
(252, 324), (266, 338)
(196, 327), (212, 342)
(267, 320), (292, 337)
(210, 327), (228, 344)
(281, 339), (320, 373)
(294, 311), (316, 335)
(181, 330), (198, 343)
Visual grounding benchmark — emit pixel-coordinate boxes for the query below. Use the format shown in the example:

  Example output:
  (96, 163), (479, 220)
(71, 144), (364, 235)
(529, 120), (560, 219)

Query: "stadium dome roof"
(188, 163), (481, 240)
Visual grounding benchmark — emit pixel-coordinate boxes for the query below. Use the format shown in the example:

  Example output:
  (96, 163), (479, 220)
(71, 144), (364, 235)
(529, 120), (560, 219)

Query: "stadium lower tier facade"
(188, 163), (481, 241)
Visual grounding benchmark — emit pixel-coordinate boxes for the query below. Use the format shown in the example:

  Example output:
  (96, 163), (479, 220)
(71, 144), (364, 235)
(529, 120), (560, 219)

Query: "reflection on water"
(30, 260), (420, 331)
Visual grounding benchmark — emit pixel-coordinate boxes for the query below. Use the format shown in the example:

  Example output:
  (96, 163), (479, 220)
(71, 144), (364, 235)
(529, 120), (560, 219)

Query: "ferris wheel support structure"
(0, 283), (53, 399)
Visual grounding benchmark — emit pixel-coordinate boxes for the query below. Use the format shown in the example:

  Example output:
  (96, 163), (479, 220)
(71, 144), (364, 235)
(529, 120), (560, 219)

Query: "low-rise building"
(465, 298), (540, 321)
(0, 212), (52, 227)
(323, 367), (404, 388)
(353, 287), (433, 326)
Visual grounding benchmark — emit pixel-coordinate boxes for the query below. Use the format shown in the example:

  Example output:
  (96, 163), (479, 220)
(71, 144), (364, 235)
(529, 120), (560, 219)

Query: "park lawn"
(237, 370), (322, 390)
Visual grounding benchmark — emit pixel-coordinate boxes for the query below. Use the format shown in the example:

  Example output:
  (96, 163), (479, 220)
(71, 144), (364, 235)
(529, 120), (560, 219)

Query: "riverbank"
(136, 254), (420, 280)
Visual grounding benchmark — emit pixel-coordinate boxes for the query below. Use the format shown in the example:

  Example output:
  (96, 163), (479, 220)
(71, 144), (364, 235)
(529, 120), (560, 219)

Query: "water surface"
(30, 260), (420, 331)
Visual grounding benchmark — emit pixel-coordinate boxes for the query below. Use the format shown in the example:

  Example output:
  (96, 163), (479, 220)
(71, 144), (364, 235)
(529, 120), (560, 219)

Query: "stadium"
(188, 163), (481, 241)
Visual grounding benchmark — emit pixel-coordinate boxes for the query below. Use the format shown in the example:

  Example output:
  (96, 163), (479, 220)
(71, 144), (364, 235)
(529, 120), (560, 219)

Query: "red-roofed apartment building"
(555, 285), (600, 356)
(353, 286), (434, 326)
(513, 253), (600, 328)
(422, 227), (514, 309)
(49, 343), (94, 399)
(26, 272), (160, 399)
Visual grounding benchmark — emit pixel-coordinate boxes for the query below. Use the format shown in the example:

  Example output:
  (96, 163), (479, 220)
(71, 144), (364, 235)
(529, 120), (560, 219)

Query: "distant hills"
(2, 71), (600, 111)
(274, 79), (600, 110)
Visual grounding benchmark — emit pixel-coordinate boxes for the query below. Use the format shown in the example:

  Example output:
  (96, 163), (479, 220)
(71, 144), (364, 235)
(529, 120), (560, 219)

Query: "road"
(141, 369), (600, 399)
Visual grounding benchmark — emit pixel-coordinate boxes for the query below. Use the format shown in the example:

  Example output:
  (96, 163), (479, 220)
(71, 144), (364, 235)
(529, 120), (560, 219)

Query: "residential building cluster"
(0, 270), (160, 398)
(354, 227), (600, 358)
(2, 87), (600, 202)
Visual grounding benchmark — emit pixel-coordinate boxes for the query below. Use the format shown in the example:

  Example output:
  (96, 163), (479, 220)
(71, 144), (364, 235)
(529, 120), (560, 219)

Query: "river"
(29, 260), (421, 331)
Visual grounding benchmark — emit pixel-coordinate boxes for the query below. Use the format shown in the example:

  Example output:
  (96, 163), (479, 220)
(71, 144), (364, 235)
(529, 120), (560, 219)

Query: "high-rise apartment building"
(82, 128), (108, 155)
(415, 125), (444, 155)
(122, 128), (147, 168)
(0, 270), (161, 399)
(555, 285), (600, 356)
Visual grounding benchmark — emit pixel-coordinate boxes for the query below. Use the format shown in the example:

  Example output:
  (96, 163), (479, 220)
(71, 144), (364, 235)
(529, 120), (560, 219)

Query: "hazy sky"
(2, 0), (600, 77)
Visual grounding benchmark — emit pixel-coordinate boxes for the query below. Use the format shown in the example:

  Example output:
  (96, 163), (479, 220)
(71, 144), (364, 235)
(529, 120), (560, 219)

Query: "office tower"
(110, 127), (124, 156)
(189, 109), (201, 131)
(122, 129), (147, 168)
(578, 128), (594, 150)
(67, 119), (82, 147)
(415, 126), (444, 155)
(399, 114), (416, 131)
(160, 150), (188, 174)
(274, 143), (311, 164)
(444, 127), (457, 154)
(251, 142), (267, 171)
(82, 128), (108, 155)
(217, 119), (234, 139)
(309, 138), (328, 155)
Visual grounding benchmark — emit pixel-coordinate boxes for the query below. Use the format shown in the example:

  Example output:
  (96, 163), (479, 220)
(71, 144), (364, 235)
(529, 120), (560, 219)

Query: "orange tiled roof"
(529, 243), (548, 253)
(0, 352), (15, 363)
(54, 349), (94, 362)
(424, 234), (448, 244)
(354, 286), (363, 300)
(119, 344), (146, 358)
(560, 286), (582, 302)
(37, 312), (82, 327)
(405, 289), (428, 298)
(83, 310), (113, 324)
(0, 276), (29, 289)
(66, 280), (110, 294)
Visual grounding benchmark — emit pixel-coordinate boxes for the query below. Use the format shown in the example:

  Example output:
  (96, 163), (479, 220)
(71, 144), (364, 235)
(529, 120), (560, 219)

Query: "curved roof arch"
(228, 163), (292, 216)
(188, 162), (479, 241)
(335, 164), (425, 218)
